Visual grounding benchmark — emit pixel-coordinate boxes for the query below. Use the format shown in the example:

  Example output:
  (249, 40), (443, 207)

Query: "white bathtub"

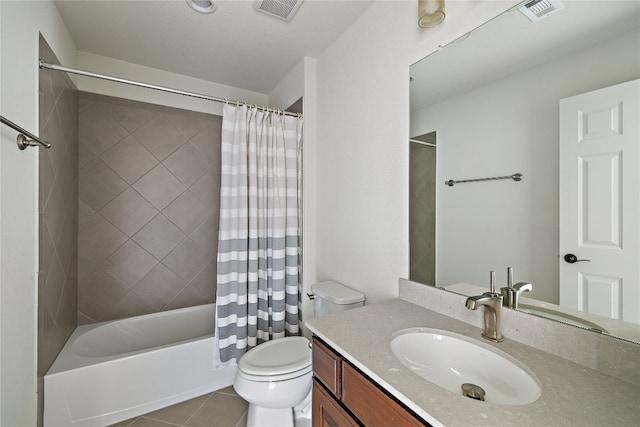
(44, 304), (236, 427)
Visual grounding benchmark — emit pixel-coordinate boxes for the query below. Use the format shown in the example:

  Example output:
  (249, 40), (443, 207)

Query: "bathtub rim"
(47, 303), (216, 375)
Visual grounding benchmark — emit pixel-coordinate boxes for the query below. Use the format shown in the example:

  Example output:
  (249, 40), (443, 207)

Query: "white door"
(559, 79), (640, 324)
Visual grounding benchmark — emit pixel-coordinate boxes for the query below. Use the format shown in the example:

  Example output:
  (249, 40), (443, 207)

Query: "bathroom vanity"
(306, 280), (640, 426)
(312, 336), (427, 426)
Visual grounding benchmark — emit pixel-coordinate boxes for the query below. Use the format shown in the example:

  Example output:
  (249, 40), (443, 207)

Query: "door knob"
(564, 253), (591, 264)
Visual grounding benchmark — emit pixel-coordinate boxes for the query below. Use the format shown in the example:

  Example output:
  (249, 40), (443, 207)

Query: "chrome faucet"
(465, 271), (504, 342)
(500, 267), (533, 309)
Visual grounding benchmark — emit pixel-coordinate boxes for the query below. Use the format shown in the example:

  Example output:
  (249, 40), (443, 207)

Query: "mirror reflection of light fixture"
(418, 0), (445, 28)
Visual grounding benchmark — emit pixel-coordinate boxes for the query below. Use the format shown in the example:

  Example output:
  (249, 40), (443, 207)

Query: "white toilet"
(233, 281), (365, 427)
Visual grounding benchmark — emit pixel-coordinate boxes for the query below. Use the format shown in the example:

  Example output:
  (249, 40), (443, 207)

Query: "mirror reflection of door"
(559, 79), (640, 324)
(409, 132), (436, 285)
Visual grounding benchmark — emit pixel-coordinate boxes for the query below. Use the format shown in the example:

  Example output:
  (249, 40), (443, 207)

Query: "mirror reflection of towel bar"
(445, 173), (523, 187)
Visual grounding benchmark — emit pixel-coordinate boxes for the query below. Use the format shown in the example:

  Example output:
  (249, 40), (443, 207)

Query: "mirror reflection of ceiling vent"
(519, 0), (564, 22)
(253, 0), (303, 21)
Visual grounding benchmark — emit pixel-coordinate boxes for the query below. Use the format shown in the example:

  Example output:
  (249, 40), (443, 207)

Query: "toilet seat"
(238, 337), (311, 382)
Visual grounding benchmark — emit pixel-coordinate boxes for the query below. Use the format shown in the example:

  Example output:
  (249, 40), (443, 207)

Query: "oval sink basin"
(390, 328), (541, 405)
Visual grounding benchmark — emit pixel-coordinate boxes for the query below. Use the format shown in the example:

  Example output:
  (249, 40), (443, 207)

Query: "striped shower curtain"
(216, 104), (303, 363)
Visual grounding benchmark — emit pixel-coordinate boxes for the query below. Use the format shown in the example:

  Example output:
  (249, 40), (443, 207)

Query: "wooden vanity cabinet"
(312, 336), (430, 427)
(313, 380), (360, 427)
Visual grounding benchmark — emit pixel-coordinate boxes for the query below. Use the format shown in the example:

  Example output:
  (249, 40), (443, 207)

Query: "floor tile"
(142, 393), (212, 425)
(108, 390), (248, 427)
(109, 417), (139, 427)
(132, 417), (182, 427)
(216, 385), (240, 397)
(186, 393), (249, 427)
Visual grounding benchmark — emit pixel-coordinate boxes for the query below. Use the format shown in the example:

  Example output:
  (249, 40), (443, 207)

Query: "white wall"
(268, 57), (305, 111)
(0, 1), (77, 424)
(312, 0), (517, 304)
(410, 28), (640, 304)
(76, 51), (268, 116)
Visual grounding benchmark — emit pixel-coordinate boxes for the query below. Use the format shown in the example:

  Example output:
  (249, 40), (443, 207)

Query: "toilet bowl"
(233, 336), (312, 427)
(233, 281), (365, 427)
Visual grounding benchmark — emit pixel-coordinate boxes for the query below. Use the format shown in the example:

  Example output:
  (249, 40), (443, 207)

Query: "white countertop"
(306, 298), (640, 426)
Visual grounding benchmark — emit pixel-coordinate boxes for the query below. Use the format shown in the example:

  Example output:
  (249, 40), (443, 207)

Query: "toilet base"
(293, 392), (312, 427)
(246, 405), (294, 427)
(245, 390), (311, 427)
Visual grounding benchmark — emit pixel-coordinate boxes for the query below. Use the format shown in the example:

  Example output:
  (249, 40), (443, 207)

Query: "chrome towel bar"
(1, 115), (52, 150)
(445, 173), (523, 187)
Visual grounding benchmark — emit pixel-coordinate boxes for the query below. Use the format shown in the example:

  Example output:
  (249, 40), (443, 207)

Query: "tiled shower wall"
(409, 140), (436, 285)
(38, 36), (79, 423)
(77, 92), (221, 324)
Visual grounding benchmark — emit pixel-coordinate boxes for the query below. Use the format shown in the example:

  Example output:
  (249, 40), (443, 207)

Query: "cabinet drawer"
(312, 337), (342, 398)
(341, 361), (428, 427)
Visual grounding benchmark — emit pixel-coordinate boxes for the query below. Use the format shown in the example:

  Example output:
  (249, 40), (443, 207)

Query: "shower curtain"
(216, 104), (303, 363)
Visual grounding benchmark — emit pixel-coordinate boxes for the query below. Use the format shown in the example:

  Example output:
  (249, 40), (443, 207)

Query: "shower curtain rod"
(409, 138), (435, 147)
(39, 61), (302, 118)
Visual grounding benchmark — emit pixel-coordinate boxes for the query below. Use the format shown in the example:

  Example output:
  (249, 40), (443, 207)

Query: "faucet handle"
(489, 270), (496, 294)
(507, 267), (513, 289)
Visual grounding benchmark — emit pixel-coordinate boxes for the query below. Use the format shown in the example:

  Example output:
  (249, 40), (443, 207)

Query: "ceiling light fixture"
(418, 0), (445, 28)
(186, 0), (217, 14)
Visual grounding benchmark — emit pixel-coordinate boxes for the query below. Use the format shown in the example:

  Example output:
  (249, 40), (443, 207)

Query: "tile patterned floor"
(109, 386), (248, 427)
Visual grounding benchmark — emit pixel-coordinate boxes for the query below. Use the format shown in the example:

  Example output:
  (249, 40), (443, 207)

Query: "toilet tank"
(312, 281), (365, 317)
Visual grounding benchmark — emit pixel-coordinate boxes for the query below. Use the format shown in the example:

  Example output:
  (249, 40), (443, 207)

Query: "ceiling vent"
(519, 0), (564, 22)
(253, 0), (303, 21)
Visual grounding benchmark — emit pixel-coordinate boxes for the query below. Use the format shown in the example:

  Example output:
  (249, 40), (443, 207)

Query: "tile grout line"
(138, 415), (185, 427)
(181, 392), (216, 426)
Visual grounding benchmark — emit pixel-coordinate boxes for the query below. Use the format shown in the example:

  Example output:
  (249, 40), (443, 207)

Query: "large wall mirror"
(409, 0), (640, 343)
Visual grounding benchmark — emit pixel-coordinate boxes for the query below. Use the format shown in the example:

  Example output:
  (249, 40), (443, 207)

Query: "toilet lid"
(239, 337), (311, 377)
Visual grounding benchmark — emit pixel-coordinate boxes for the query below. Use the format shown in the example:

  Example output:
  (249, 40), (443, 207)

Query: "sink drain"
(461, 383), (486, 401)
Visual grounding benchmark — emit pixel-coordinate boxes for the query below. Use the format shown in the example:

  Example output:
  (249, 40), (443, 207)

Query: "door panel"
(559, 79), (640, 324)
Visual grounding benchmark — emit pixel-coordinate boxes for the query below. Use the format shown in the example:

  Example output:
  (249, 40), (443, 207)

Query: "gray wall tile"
(133, 114), (187, 161)
(100, 188), (158, 236)
(133, 164), (186, 210)
(79, 103), (129, 155)
(164, 143), (211, 187)
(133, 264), (187, 310)
(162, 190), (210, 235)
(409, 141), (436, 285)
(79, 213), (128, 265)
(101, 136), (159, 184)
(79, 158), (128, 210)
(77, 93), (221, 323)
(100, 240), (158, 288)
(162, 238), (211, 283)
(132, 213), (185, 260)
(38, 36), (79, 427)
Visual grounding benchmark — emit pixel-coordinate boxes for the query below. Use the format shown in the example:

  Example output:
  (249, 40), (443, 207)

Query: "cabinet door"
(342, 362), (428, 427)
(312, 380), (359, 427)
